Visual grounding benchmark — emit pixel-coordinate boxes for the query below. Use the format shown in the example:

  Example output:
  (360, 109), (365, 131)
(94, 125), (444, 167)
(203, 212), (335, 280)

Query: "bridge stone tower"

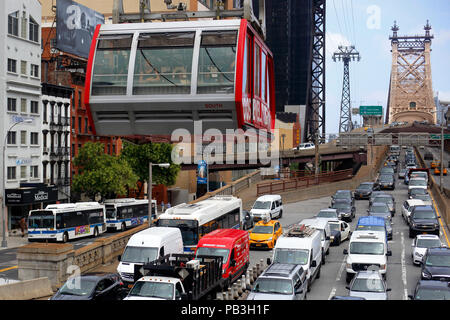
(386, 21), (436, 124)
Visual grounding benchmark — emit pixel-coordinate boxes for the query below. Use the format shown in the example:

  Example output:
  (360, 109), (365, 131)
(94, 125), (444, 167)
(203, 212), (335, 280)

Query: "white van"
(117, 227), (183, 285)
(250, 195), (283, 222)
(343, 230), (391, 283)
(300, 218), (331, 264)
(268, 224), (322, 292)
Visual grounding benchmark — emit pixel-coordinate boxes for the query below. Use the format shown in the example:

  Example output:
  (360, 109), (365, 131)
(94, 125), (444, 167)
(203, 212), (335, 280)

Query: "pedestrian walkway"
(0, 233), (29, 251)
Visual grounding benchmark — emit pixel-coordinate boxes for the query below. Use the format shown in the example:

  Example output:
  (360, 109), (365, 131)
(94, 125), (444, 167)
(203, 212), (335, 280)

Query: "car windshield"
(370, 205), (389, 213)
(121, 246), (159, 264)
(350, 242), (385, 255)
(425, 254), (450, 267)
(410, 180), (427, 186)
(253, 201), (271, 210)
(196, 247), (230, 264)
(351, 277), (385, 293)
(411, 189), (427, 195)
(318, 211), (337, 218)
(273, 248), (309, 265)
(332, 203), (350, 209)
(416, 239), (441, 248)
(58, 277), (97, 296)
(252, 278), (293, 295)
(413, 210), (435, 220)
(356, 225), (385, 232)
(335, 193), (350, 200)
(329, 223), (340, 232)
(414, 195), (431, 202)
(358, 184), (372, 190)
(129, 281), (174, 299)
(379, 175), (393, 181)
(252, 225), (273, 234)
(415, 288), (450, 300)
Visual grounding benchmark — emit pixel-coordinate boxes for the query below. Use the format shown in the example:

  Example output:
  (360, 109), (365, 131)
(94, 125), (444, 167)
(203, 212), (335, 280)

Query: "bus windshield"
(196, 247), (230, 264)
(28, 211), (54, 229)
(156, 219), (198, 246)
(105, 205), (116, 219)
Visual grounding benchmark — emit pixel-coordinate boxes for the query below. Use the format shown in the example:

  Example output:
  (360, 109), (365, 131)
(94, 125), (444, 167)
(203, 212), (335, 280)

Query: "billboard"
(360, 105), (383, 116)
(56, 0), (104, 58)
(197, 160), (208, 185)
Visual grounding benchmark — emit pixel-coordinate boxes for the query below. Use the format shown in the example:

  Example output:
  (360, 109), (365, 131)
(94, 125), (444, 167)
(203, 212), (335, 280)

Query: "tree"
(72, 142), (138, 201)
(120, 142), (181, 194)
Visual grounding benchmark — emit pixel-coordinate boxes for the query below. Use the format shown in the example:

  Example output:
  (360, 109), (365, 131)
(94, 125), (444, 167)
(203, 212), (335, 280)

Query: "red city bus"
(195, 228), (250, 287)
(84, 19), (275, 138)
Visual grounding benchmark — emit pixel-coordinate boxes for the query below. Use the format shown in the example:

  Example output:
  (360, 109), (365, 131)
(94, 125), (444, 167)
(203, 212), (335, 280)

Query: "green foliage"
(120, 142), (181, 186)
(72, 142), (138, 200)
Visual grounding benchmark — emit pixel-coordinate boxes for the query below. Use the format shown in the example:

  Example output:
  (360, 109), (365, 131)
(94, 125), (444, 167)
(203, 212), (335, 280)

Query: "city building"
(1, 0), (46, 233)
(275, 112), (301, 150)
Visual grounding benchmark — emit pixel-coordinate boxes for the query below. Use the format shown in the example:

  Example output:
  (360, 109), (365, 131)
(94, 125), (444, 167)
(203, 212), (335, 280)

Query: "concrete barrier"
(0, 277), (53, 300)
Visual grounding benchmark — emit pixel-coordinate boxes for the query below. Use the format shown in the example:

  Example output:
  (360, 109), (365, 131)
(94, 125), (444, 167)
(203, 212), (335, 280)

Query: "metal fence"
(256, 169), (353, 196)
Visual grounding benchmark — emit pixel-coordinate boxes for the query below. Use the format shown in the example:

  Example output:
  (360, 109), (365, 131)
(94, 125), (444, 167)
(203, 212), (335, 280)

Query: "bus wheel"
(62, 232), (68, 243)
(93, 227), (99, 238)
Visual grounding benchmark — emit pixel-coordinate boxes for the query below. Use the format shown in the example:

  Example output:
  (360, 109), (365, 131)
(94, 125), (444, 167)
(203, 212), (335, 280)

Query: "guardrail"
(256, 169), (353, 196)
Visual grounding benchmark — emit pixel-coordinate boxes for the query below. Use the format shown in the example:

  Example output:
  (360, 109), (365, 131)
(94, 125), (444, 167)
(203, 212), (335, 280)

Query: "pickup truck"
(125, 253), (224, 300)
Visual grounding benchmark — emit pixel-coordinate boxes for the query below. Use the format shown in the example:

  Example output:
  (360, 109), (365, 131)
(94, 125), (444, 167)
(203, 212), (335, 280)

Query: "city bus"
(155, 196), (243, 252)
(104, 198), (156, 231)
(27, 202), (106, 243)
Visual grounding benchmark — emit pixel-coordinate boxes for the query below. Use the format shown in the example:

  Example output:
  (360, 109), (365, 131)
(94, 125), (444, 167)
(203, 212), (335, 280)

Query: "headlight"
(346, 263), (352, 269)
(380, 264), (386, 270)
(415, 252), (423, 258)
(422, 270), (432, 279)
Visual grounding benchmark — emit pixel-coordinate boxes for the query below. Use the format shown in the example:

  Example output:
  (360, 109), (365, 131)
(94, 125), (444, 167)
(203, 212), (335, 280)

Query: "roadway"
(417, 146), (450, 189)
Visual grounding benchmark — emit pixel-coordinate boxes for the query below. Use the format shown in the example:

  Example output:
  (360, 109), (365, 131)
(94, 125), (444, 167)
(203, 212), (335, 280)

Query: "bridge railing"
(256, 169), (353, 196)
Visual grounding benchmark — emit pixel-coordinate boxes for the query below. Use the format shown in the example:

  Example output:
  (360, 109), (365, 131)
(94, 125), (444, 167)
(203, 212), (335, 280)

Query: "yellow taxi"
(249, 219), (283, 250)
(434, 167), (448, 175)
(431, 160), (439, 169)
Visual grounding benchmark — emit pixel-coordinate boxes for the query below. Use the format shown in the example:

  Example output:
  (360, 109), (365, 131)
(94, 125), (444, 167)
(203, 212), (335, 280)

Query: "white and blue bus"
(28, 202), (106, 243)
(104, 198), (156, 231)
(156, 196), (242, 252)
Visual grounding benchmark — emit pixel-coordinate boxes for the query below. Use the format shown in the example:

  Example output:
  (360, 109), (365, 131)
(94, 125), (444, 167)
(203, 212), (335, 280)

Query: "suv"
(377, 174), (395, 190)
(421, 247), (450, 282)
(408, 280), (450, 300)
(411, 234), (444, 265)
(371, 194), (396, 216)
(246, 263), (308, 300)
(408, 205), (440, 238)
(343, 231), (391, 283)
(330, 199), (355, 222)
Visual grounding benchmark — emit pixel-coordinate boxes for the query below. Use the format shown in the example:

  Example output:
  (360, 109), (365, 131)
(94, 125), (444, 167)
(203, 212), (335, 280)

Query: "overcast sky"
(325, 0), (450, 134)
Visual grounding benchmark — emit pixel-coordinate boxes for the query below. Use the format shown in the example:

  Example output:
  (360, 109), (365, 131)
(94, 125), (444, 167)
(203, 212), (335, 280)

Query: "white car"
(327, 219), (351, 245)
(401, 199), (425, 223)
(294, 143), (315, 150)
(411, 234), (444, 265)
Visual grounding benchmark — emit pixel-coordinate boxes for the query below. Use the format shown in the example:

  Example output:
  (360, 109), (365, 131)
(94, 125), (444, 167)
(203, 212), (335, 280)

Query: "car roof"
(413, 205), (434, 211)
(254, 219), (278, 227)
(416, 234), (440, 240)
(427, 247), (450, 255)
(256, 195), (281, 201)
(371, 202), (388, 207)
(261, 263), (304, 278)
(417, 280), (450, 289)
(78, 272), (118, 281)
(406, 199), (425, 205)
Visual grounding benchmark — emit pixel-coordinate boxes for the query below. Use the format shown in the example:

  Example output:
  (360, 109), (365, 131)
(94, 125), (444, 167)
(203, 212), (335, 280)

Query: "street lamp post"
(148, 162), (170, 227)
(2, 118), (33, 247)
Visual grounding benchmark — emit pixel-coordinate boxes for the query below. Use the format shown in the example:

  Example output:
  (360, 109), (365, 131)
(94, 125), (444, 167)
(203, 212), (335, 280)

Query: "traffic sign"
(430, 134), (450, 140)
(359, 105), (382, 116)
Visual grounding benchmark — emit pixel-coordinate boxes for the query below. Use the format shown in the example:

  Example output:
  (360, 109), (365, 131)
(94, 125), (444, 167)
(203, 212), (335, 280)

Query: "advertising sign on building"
(56, 0), (105, 58)
(197, 160), (208, 185)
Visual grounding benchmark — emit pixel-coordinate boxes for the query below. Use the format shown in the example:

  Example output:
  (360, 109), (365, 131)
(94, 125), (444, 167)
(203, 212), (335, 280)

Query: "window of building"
(21, 11), (27, 39)
(21, 60), (27, 75)
(29, 16), (39, 42)
(78, 90), (82, 108)
(410, 102), (416, 109)
(7, 167), (17, 180)
(78, 117), (82, 132)
(7, 131), (16, 145)
(72, 116), (75, 128)
(7, 98), (17, 112)
(21, 166), (27, 179)
(30, 100), (39, 114)
(21, 98), (27, 113)
(31, 64), (39, 78)
(72, 143), (75, 157)
(30, 166), (39, 179)
(7, 59), (17, 73)
(84, 118), (88, 133)
(8, 11), (19, 36)
(30, 132), (38, 145)
(20, 130), (27, 145)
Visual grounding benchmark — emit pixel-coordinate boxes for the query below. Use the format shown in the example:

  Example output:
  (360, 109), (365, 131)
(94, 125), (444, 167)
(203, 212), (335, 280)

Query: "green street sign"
(430, 134), (450, 140)
(360, 105), (382, 116)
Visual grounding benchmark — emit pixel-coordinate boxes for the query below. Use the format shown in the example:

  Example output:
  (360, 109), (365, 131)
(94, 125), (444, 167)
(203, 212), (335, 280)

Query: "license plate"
(256, 244), (261, 246)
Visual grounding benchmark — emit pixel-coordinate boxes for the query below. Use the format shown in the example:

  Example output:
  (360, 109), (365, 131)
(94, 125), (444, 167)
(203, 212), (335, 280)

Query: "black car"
(420, 247), (450, 282)
(354, 182), (379, 200)
(408, 205), (440, 238)
(331, 190), (354, 206)
(377, 174), (395, 190)
(367, 203), (391, 221)
(331, 199), (355, 222)
(50, 272), (127, 300)
(242, 210), (254, 230)
(371, 194), (396, 216)
(408, 280), (450, 300)
(369, 191), (387, 206)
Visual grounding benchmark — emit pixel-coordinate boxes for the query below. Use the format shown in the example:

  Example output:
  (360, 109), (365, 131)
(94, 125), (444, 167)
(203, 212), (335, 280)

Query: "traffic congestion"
(44, 146), (449, 301)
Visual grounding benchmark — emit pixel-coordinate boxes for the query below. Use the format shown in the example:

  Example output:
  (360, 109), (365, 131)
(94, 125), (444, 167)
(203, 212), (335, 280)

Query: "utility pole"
(333, 45), (360, 133)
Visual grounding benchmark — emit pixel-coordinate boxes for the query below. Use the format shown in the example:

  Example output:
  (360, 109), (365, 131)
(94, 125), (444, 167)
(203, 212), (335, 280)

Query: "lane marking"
(428, 191), (450, 247)
(400, 232), (408, 300)
(328, 256), (347, 300)
(0, 266), (18, 273)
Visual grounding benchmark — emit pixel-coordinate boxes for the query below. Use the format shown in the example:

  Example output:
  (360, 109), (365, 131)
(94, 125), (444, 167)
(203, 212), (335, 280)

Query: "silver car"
(246, 263), (307, 300)
(346, 271), (391, 300)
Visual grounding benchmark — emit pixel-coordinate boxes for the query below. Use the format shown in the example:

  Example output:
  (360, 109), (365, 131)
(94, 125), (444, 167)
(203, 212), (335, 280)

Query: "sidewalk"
(0, 233), (29, 251)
